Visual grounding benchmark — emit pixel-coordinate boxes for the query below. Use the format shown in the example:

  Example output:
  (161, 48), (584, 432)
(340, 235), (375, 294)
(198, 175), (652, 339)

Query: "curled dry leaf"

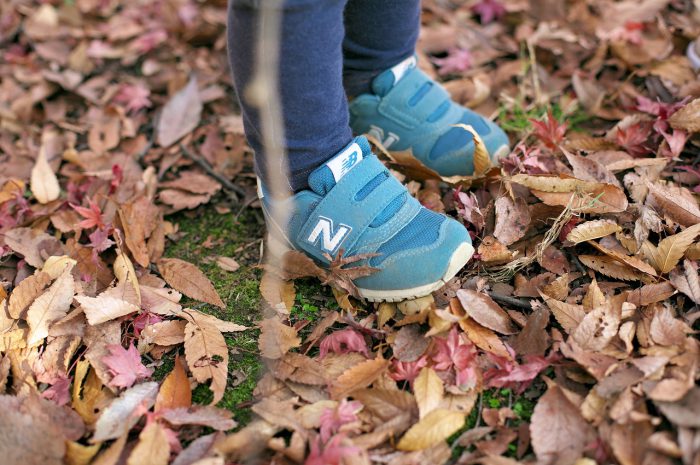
(456, 289), (516, 335)
(330, 356), (390, 399)
(669, 259), (700, 304)
(258, 317), (301, 360)
(158, 258), (225, 308)
(669, 98), (700, 132)
(530, 383), (593, 465)
(157, 77), (203, 147)
(30, 138), (60, 204)
(26, 265), (75, 346)
(92, 382), (159, 442)
(396, 408), (465, 451)
(566, 219), (621, 244)
(183, 311), (229, 404)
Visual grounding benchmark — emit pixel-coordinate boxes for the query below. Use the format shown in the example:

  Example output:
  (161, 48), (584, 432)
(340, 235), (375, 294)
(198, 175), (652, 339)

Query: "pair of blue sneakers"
(260, 56), (509, 302)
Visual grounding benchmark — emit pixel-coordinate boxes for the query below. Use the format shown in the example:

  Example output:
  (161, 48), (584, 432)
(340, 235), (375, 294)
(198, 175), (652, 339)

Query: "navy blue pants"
(227, 0), (421, 191)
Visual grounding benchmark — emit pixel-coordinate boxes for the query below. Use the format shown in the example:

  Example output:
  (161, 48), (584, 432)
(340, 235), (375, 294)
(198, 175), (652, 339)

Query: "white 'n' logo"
(307, 216), (351, 254)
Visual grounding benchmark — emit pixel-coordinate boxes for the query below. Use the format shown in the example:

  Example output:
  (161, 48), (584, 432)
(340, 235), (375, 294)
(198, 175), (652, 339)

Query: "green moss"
(496, 102), (591, 136)
(164, 206), (265, 424)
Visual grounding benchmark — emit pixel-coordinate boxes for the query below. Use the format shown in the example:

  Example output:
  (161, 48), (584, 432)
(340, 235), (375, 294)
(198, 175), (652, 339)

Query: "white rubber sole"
(492, 144), (511, 163)
(357, 241), (474, 302)
(265, 234), (474, 303)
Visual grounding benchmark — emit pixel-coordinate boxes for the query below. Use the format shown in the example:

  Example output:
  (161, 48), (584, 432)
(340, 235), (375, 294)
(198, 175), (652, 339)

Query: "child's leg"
(227, 0), (352, 192)
(342, 0), (421, 98)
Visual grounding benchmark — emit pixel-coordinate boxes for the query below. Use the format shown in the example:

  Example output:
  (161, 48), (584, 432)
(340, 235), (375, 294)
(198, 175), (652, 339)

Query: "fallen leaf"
(494, 196), (531, 246)
(160, 406), (237, 431)
(102, 342), (154, 389)
(330, 356), (390, 399)
(30, 136), (61, 204)
(572, 303), (621, 351)
(75, 292), (140, 326)
(540, 292), (585, 334)
(578, 254), (644, 281)
(414, 367), (444, 418)
(566, 219), (621, 244)
(26, 266), (75, 346)
(157, 77), (202, 147)
(669, 259), (700, 304)
(396, 409), (465, 451)
(127, 422), (170, 465)
(4, 227), (63, 268)
(158, 258), (225, 308)
(530, 383), (592, 465)
(258, 317), (301, 359)
(646, 182), (700, 227)
(215, 256), (240, 272)
(92, 382), (159, 442)
(155, 355), (192, 412)
(646, 223), (700, 273)
(8, 272), (52, 319)
(669, 98), (700, 132)
(183, 310), (229, 404)
(456, 289), (516, 335)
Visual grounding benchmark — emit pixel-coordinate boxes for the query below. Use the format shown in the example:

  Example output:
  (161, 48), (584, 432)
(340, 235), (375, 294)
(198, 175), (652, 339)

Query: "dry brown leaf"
(572, 303), (620, 351)
(26, 265), (75, 346)
(183, 311), (229, 404)
(8, 272), (52, 319)
(119, 196), (158, 268)
(330, 356), (390, 399)
(578, 254), (645, 281)
(155, 355), (191, 412)
(141, 320), (187, 346)
(646, 223), (700, 274)
(512, 304), (551, 356)
(75, 291), (140, 326)
(532, 184), (628, 214)
(258, 317), (301, 360)
(539, 292), (585, 334)
(669, 98), (700, 132)
(494, 196), (531, 246)
(30, 136), (60, 204)
(646, 182), (700, 227)
(626, 282), (676, 307)
(456, 289), (516, 335)
(127, 422), (170, 465)
(450, 299), (512, 359)
(215, 256), (240, 272)
(530, 383), (592, 465)
(93, 382), (159, 442)
(114, 252), (141, 305)
(566, 219), (621, 244)
(510, 174), (597, 193)
(669, 259), (700, 304)
(4, 227), (63, 268)
(455, 124), (491, 175)
(158, 258), (224, 308)
(157, 77), (202, 147)
(414, 367), (444, 419)
(589, 241), (658, 276)
(396, 409), (465, 451)
(649, 306), (691, 346)
(259, 272), (295, 315)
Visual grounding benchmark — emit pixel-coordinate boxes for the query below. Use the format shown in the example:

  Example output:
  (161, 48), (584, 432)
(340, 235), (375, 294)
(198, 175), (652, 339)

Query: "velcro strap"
(297, 155), (405, 262)
(377, 68), (451, 128)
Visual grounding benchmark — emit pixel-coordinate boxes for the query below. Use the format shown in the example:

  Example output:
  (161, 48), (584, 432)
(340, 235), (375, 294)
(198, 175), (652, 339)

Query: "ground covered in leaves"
(1, 0), (700, 464)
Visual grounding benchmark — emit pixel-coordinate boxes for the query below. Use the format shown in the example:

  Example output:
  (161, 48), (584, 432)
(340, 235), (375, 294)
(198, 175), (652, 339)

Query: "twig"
(180, 143), (246, 198)
(487, 291), (532, 310)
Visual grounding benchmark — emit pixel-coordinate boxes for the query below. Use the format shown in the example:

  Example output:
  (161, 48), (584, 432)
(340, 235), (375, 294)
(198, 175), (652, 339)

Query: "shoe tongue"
(308, 136), (372, 196)
(371, 55), (417, 97)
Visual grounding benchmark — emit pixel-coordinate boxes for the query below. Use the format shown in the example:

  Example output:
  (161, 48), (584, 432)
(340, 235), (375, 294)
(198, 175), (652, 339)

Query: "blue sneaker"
(349, 56), (510, 177)
(260, 136), (474, 302)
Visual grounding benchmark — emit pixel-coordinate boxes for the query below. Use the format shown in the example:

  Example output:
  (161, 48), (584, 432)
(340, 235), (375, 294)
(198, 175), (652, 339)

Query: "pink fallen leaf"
(103, 342), (154, 389)
(530, 111), (567, 151)
(113, 83), (152, 113)
(319, 328), (369, 359)
(71, 198), (106, 230)
(319, 399), (363, 442)
(389, 356), (429, 386)
(431, 326), (479, 389)
(305, 434), (360, 465)
(432, 48), (472, 76)
(471, 0), (506, 24)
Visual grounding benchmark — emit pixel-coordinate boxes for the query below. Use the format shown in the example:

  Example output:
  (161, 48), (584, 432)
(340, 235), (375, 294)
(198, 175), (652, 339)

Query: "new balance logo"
(368, 125), (400, 149)
(327, 142), (363, 182)
(306, 216), (352, 254)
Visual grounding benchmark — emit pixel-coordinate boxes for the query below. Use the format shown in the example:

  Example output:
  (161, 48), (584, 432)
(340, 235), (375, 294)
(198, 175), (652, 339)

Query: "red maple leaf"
(319, 328), (369, 358)
(102, 342), (154, 389)
(530, 111), (567, 151)
(471, 0), (507, 24)
(432, 48), (473, 76)
(661, 129), (689, 158)
(305, 434), (360, 465)
(389, 356), (428, 386)
(431, 326), (479, 389)
(319, 399), (363, 442)
(615, 121), (652, 156)
(71, 198), (106, 230)
(483, 350), (559, 393)
(41, 373), (71, 406)
(113, 83), (152, 113)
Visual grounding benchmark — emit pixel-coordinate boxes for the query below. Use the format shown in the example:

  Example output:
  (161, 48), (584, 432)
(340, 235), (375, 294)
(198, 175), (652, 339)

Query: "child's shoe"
(349, 56), (509, 177)
(260, 136), (473, 302)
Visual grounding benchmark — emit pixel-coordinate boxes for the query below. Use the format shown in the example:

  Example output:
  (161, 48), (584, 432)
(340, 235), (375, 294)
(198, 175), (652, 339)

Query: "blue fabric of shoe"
(349, 56), (510, 177)
(259, 136), (474, 302)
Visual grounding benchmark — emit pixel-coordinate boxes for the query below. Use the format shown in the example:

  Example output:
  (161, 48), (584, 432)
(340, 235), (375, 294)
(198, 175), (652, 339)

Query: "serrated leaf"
(539, 292), (585, 334)
(414, 367), (443, 419)
(396, 409), (465, 451)
(647, 223), (700, 273)
(566, 220), (621, 244)
(572, 303), (620, 351)
(158, 258), (224, 308)
(578, 255), (644, 281)
(670, 259), (700, 304)
(510, 174), (597, 193)
(669, 98), (700, 132)
(183, 310), (228, 404)
(330, 356), (390, 400)
(589, 241), (657, 276)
